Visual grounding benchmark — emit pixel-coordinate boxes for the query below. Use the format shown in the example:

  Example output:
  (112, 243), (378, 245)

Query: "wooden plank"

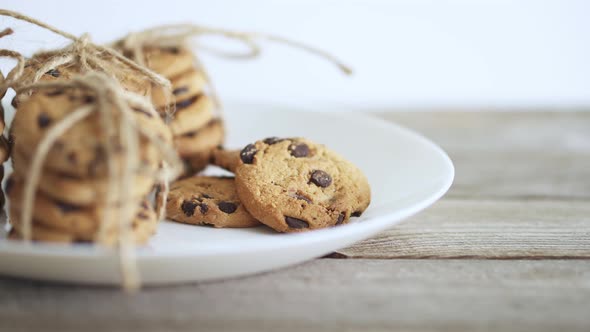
(376, 111), (590, 152)
(336, 199), (590, 259)
(0, 259), (588, 332)
(375, 112), (590, 199)
(446, 150), (590, 200)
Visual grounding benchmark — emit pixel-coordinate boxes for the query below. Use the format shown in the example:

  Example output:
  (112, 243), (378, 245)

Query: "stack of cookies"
(7, 80), (174, 244)
(164, 137), (371, 232)
(117, 44), (224, 175)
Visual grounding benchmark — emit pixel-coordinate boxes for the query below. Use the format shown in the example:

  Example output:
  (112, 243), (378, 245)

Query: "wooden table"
(1, 112), (589, 332)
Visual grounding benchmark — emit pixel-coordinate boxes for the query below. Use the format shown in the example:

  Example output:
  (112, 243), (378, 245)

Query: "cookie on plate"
(11, 148), (154, 205)
(10, 89), (171, 178)
(6, 174), (155, 238)
(152, 69), (207, 108)
(234, 137), (370, 232)
(168, 94), (214, 136)
(210, 146), (240, 173)
(0, 136), (9, 164)
(164, 176), (259, 228)
(9, 206), (157, 245)
(142, 46), (195, 80)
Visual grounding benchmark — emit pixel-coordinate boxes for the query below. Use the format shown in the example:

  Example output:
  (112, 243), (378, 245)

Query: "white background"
(1, 0), (589, 110)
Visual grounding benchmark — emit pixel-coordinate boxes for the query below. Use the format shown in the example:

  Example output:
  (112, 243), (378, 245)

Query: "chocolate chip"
(83, 95), (95, 104)
(37, 113), (51, 128)
(289, 143), (310, 158)
(218, 201), (237, 214)
(56, 201), (82, 213)
(67, 152), (77, 164)
(202, 194), (212, 199)
(181, 200), (198, 216)
(263, 137), (285, 145)
(310, 170), (332, 188)
(285, 216), (309, 229)
(87, 146), (106, 176)
(4, 177), (14, 195)
(166, 47), (180, 54)
(138, 212), (149, 220)
(351, 211), (363, 217)
(183, 130), (198, 138)
(172, 86), (189, 95)
(45, 69), (60, 77)
(132, 107), (153, 117)
(240, 144), (257, 164)
(336, 212), (346, 225)
(175, 95), (199, 111)
(199, 203), (209, 214)
(293, 192), (312, 203)
(45, 89), (64, 96)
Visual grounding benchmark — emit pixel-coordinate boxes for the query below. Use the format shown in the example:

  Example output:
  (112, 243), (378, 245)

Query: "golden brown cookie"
(210, 147), (240, 173)
(173, 119), (224, 157)
(11, 88), (171, 177)
(164, 176), (259, 228)
(234, 137), (371, 233)
(142, 46), (195, 79)
(9, 204), (157, 245)
(152, 69), (207, 108)
(168, 94), (214, 136)
(0, 136), (9, 164)
(12, 149), (154, 205)
(6, 174), (154, 238)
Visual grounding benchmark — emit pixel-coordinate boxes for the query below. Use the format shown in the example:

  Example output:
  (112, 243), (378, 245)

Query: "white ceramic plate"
(0, 103), (454, 285)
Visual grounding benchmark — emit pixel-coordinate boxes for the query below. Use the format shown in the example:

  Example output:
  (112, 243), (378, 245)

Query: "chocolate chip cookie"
(168, 94), (214, 136)
(6, 174), (155, 239)
(164, 176), (259, 228)
(234, 137), (370, 232)
(152, 69), (207, 108)
(210, 147), (240, 172)
(11, 148), (154, 205)
(11, 88), (171, 177)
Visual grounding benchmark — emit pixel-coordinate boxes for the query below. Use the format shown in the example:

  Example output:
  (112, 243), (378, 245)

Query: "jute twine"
(0, 9), (172, 115)
(16, 73), (182, 290)
(0, 28), (25, 97)
(116, 24), (353, 110)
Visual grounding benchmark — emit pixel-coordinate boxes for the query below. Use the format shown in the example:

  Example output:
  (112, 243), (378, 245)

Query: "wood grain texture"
(336, 199), (590, 259)
(0, 259), (589, 332)
(377, 112), (590, 199)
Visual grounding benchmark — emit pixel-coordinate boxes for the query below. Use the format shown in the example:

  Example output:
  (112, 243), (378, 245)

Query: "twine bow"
(0, 9), (171, 102)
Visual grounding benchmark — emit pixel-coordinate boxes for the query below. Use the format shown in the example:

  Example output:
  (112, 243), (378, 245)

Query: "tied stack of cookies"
(7, 77), (176, 244)
(114, 33), (223, 176)
(0, 11), (181, 245)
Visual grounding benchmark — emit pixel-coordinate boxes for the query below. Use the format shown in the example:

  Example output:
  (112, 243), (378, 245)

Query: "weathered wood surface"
(1, 112), (589, 332)
(336, 199), (590, 259)
(1, 259), (589, 332)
